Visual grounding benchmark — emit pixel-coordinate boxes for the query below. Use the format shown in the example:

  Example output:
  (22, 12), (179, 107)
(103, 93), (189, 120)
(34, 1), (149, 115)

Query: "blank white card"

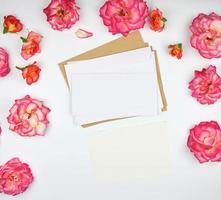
(88, 122), (171, 183)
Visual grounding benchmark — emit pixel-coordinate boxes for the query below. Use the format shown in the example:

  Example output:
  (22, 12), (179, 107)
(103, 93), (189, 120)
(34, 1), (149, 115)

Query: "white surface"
(88, 122), (171, 183)
(0, 0), (221, 200)
(66, 47), (159, 124)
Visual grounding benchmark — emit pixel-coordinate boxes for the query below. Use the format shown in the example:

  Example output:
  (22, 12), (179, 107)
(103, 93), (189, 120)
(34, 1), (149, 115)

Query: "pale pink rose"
(189, 65), (221, 105)
(187, 121), (221, 163)
(7, 95), (50, 137)
(43, 0), (80, 31)
(190, 12), (221, 59)
(0, 47), (10, 77)
(0, 157), (33, 196)
(99, 0), (149, 36)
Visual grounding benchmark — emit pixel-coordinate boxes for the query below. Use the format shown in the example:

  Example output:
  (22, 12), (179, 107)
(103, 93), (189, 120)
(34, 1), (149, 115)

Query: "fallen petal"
(75, 29), (93, 39)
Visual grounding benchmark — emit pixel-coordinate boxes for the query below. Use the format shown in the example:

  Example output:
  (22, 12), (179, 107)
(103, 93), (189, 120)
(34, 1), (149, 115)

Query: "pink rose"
(21, 31), (43, 60)
(0, 47), (10, 77)
(0, 157), (33, 196)
(43, 0), (80, 31)
(187, 121), (221, 163)
(189, 65), (221, 105)
(99, 0), (149, 36)
(7, 95), (50, 137)
(190, 12), (221, 59)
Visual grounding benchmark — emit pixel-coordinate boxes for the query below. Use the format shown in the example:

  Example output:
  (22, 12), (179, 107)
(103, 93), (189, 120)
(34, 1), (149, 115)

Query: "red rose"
(21, 31), (43, 60)
(16, 62), (41, 85)
(168, 43), (183, 59)
(149, 8), (167, 32)
(3, 15), (23, 33)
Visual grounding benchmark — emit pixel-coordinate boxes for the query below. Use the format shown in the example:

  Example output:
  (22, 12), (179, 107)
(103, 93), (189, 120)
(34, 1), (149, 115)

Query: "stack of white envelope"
(64, 46), (164, 126)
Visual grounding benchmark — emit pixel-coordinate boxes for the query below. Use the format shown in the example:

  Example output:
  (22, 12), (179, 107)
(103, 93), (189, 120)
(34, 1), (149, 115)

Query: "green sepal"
(16, 66), (26, 71)
(162, 17), (167, 23)
(20, 37), (28, 43)
(178, 43), (182, 49)
(3, 27), (8, 34)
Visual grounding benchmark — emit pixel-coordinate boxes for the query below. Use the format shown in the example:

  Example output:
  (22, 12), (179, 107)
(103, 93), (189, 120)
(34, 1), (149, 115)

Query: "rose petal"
(75, 29), (93, 39)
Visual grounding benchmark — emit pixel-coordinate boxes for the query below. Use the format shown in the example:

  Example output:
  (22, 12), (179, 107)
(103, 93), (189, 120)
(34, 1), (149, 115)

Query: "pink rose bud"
(149, 8), (167, 32)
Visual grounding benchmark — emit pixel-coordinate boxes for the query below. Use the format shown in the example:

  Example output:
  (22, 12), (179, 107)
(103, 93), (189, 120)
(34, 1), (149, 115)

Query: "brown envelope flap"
(150, 46), (168, 112)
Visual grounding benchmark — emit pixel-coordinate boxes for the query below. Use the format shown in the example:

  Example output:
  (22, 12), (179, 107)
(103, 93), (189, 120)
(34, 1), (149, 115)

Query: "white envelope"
(64, 47), (153, 86)
(65, 47), (160, 125)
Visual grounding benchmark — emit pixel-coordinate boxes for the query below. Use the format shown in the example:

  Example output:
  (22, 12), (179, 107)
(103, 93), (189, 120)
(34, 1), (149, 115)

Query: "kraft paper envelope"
(59, 31), (167, 127)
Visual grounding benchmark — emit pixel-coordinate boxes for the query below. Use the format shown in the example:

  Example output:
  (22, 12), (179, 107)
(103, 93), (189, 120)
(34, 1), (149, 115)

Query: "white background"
(0, 0), (221, 199)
